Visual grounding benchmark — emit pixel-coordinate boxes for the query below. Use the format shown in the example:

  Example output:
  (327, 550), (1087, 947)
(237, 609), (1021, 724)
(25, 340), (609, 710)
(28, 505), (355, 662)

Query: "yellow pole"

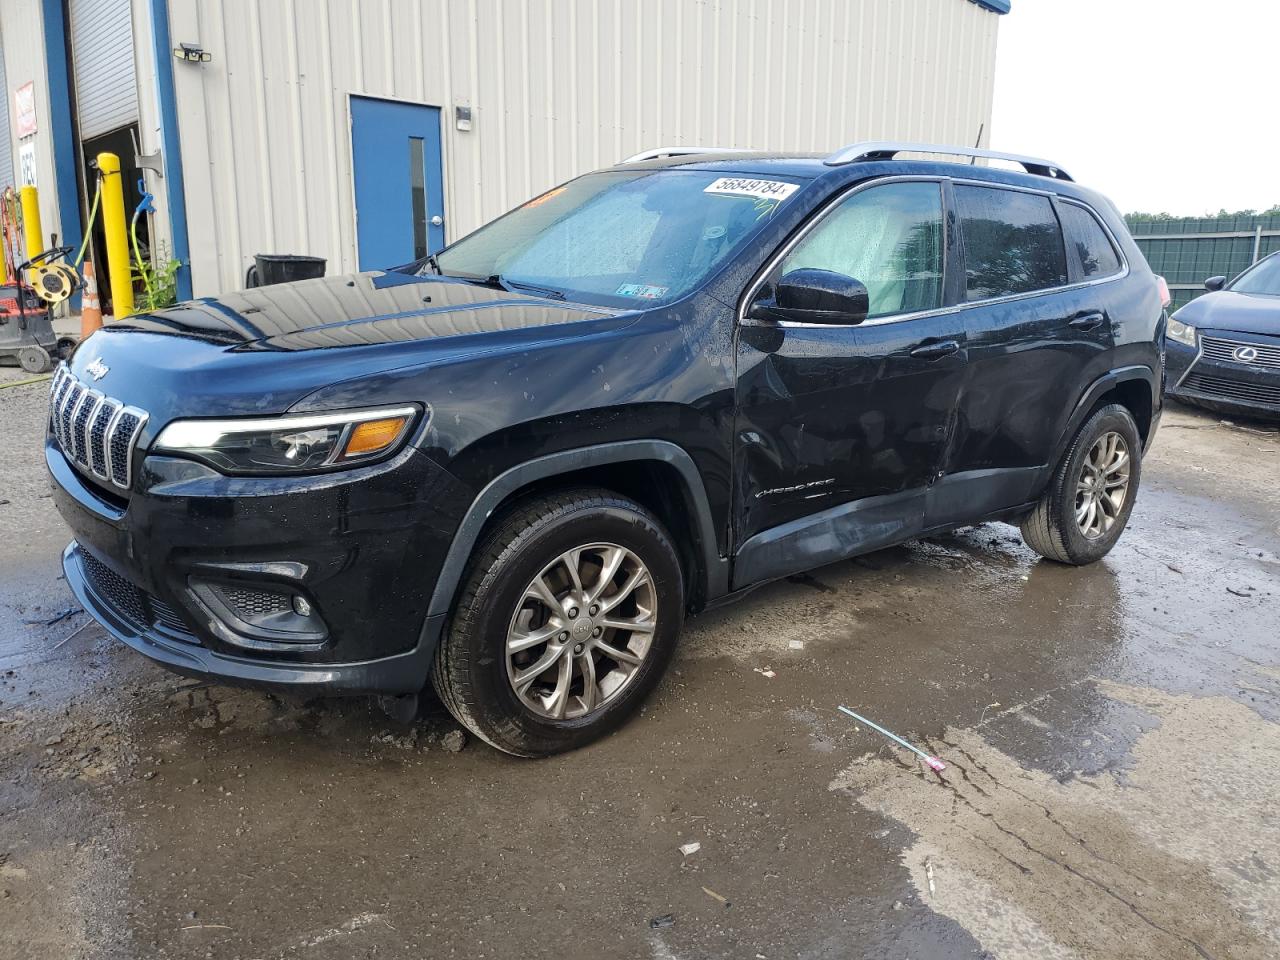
(19, 185), (44, 264)
(96, 152), (134, 318)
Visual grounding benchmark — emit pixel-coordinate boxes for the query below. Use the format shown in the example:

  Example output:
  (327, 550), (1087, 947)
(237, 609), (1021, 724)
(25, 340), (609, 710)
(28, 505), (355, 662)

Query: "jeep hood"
(118, 270), (618, 350)
(1173, 289), (1280, 336)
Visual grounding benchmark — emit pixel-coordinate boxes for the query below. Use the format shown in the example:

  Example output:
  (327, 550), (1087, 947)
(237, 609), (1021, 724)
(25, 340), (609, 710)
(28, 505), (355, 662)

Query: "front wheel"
(433, 488), (684, 757)
(1020, 404), (1142, 565)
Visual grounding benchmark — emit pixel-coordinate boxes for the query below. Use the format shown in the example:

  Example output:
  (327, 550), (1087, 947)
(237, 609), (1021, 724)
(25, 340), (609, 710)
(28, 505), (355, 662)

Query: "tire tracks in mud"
(830, 685), (1279, 960)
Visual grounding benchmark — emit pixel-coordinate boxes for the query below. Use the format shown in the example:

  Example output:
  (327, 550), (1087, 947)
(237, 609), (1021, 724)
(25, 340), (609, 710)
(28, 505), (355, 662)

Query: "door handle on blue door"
(909, 339), (961, 360)
(1069, 312), (1105, 330)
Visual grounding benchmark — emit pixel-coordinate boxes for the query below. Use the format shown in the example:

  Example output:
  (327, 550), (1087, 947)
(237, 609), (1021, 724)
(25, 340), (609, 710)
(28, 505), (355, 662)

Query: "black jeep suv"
(48, 143), (1164, 756)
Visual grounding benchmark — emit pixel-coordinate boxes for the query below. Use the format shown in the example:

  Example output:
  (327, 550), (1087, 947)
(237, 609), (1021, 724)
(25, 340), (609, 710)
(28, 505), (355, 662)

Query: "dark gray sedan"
(1165, 251), (1280, 420)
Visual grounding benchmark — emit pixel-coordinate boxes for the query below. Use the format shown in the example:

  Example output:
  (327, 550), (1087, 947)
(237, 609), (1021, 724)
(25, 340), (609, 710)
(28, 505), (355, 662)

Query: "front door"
(350, 96), (445, 270)
(732, 179), (968, 588)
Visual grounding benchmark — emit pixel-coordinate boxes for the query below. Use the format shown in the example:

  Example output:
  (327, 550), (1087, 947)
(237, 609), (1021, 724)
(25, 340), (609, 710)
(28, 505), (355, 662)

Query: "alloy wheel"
(505, 543), (657, 720)
(1075, 431), (1131, 540)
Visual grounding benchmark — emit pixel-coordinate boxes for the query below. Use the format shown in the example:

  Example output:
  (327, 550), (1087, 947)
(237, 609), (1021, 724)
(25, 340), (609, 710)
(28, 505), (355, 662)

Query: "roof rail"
(621, 146), (741, 163)
(823, 141), (1073, 182)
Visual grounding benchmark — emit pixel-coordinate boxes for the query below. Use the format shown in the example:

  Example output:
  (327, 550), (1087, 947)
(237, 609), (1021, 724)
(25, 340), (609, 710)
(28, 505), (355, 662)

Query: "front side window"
(432, 170), (804, 307)
(956, 185), (1067, 301)
(1229, 254), (1280, 297)
(1059, 202), (1121, 279)
(778, 181), (944, 318)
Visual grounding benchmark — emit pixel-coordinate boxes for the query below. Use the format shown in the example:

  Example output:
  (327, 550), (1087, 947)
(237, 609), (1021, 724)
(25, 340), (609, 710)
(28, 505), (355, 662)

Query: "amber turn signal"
(342, 416), (409, 458)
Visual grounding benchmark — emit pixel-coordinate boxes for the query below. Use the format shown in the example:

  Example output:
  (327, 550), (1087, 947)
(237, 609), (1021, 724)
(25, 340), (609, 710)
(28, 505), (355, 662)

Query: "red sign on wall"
(14, 82), (36, 139)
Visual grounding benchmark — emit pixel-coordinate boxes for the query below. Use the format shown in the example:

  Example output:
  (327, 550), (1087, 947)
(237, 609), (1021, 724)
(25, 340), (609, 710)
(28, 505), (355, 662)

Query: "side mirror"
(1204, 275), (1226, 292)
(753, 268), (870, 325)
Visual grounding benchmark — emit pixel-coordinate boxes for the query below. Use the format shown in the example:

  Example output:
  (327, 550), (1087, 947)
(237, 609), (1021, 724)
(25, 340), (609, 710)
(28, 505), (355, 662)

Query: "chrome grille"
(1200, 336), (1280, 369)
(48, 365), (149, 491)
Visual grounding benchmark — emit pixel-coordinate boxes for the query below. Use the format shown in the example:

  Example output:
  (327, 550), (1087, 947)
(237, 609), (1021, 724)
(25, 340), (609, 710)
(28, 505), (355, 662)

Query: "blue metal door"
(350, 96), (445, 270)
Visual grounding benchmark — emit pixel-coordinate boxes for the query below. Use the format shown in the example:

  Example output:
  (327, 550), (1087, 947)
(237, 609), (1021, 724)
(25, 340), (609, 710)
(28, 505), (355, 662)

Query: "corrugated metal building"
(2, 0), (1010, 303)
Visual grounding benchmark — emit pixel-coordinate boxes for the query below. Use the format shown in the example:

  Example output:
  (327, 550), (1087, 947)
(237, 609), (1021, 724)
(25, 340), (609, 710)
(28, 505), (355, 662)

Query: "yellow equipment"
(19, 185), (44, 265)
(29, 261), (80, 304)
(96, 152), (134, 318)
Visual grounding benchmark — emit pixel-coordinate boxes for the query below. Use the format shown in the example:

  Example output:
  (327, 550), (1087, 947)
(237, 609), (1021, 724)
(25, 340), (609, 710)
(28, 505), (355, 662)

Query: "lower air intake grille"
(220, 586), (293, 619)
(80, 551), (197, 641)
(81, 551), (147, 627)
(1183, 373), (1280, 407)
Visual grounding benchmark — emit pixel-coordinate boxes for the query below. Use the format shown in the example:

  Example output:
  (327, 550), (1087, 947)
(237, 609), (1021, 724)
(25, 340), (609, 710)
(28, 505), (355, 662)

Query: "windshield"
(1229, 254), (1280, 297)
(430, 170), (805, 307)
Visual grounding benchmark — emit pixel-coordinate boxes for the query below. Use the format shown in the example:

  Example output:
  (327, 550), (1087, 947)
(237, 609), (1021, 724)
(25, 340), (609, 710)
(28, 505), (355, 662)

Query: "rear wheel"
(1020, 404), (1142, 565)
(432, 488), (684, 757)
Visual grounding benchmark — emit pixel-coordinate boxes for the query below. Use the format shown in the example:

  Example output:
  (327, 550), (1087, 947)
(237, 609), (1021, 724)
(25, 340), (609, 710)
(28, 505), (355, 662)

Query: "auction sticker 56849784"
(703, 177), (799, 202)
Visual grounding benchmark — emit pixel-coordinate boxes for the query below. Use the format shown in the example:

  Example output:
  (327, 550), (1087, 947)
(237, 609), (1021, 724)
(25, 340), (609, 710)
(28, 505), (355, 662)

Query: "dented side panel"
(732, 315), (968, 549)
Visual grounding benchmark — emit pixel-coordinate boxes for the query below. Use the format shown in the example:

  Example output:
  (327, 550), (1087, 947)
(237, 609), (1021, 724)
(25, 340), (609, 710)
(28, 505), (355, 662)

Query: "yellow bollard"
(19, 185), (44, 264)
(96, 152), (134, 319)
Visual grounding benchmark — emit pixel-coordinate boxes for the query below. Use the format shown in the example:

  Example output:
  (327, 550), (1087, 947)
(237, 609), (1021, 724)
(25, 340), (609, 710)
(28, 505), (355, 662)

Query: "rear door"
(733, 178), (968, 586)
(933, 183), (1117, 526)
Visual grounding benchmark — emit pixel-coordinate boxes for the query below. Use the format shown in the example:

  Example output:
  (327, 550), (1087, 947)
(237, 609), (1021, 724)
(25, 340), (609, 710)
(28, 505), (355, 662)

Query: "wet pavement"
(1, 377), (1277, 960)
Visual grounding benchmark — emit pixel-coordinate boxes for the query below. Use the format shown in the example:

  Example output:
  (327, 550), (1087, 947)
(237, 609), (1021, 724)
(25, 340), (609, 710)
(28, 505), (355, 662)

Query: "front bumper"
(1165, 333), (1280, 421)
(63, 541), (440, 693)
(48, 433), (472, 693)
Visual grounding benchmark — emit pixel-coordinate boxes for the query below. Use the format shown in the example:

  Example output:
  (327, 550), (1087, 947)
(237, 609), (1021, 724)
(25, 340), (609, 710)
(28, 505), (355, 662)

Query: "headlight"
(1167, 316), (1197, 347)
(152, 405), (419, 475)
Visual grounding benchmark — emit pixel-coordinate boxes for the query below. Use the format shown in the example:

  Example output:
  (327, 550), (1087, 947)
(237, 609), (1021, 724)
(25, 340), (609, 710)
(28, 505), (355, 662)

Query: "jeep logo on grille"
(85, 357), (110, 380)
(1232, 346), (1259, 364)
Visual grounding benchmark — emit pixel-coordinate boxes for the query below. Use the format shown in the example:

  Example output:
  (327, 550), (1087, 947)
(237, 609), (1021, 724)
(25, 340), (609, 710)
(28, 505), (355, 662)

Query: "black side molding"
(732, 487), (925, 590)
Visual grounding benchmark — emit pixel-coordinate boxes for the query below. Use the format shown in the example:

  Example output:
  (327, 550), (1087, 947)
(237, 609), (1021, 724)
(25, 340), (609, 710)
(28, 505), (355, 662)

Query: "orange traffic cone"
(80, 260), (103, 339)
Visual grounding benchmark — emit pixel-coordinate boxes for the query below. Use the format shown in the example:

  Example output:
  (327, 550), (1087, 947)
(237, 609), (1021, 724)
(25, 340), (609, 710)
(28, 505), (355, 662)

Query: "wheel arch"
(1060, 365), (1158, 453)
(426, 441), (729, 627)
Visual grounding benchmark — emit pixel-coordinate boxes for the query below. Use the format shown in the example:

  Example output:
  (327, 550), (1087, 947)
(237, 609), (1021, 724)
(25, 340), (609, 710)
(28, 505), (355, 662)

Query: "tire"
(1020, 404), (1142, 565)
(432, 488), (684, 757)
(56, 337), (79, 360)
(17, 345), (52, 374)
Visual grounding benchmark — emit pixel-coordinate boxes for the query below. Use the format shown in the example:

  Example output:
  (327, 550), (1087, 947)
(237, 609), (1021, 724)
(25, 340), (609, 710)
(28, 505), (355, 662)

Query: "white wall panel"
(0, 28), (14, 192)
(0, 0), (62, 235)
(169, 0), (1001, 297)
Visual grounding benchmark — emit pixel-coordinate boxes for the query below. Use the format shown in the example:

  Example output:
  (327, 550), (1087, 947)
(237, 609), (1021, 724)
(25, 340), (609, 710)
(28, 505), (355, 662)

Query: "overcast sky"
(991, 0), (1279, 216)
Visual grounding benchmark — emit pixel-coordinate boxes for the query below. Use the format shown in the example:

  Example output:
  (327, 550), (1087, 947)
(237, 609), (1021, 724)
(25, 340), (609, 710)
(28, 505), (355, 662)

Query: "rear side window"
(779, 181), (944, 319)
(955, 185), (1067, 301)
(1059, 202), (1122, 279)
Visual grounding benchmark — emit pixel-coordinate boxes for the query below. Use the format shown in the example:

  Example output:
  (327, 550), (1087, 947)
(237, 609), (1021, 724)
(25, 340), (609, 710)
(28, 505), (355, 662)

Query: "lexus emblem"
(1232, 345), (1259, 364)
(85, 358), (110, 380)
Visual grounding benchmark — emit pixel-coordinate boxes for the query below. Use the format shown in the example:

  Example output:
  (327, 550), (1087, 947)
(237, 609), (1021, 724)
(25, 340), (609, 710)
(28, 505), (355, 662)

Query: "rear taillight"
(1155, 275), (1171, 308)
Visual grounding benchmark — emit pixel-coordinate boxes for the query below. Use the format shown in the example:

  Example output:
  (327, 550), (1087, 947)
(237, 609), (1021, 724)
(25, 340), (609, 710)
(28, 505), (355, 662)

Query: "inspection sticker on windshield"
(703, 177), (798, 202)
(617, 283), (668, 299)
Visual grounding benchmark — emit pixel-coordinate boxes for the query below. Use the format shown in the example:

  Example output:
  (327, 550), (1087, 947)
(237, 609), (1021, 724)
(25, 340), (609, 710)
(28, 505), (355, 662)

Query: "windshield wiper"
(483, 275), (566, 301)
(425, 253), (442, 275)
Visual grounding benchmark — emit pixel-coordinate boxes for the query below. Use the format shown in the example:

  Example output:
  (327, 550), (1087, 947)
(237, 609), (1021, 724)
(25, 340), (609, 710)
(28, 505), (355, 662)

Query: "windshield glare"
(431, 170), (804, 307)
(1229, 255), (1280, 297)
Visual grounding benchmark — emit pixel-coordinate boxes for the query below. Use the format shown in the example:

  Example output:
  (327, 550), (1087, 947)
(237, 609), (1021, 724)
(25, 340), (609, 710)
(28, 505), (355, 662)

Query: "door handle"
(909, 339), (961, 360)
(430, 215), (444, 227)
(1069, 312), (1105, 330)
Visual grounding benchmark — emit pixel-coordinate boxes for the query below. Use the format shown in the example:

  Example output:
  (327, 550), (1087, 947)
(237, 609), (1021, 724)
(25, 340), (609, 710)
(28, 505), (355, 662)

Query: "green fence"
(1124, 214), (1280, 312)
